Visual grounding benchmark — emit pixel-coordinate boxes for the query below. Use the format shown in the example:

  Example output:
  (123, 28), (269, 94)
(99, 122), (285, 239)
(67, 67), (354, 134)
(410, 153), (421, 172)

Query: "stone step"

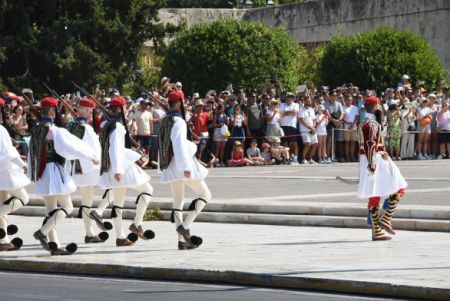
(26, 197), (450, 220)
(12, 206), (450, 232)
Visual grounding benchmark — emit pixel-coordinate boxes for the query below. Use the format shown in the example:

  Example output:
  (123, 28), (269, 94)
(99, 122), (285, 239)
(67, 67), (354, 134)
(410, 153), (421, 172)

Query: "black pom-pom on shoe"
(48, 242), (58, 251)
(103, 222), (113, 230)
(98, 232), (109, 242)
(144, 230), (155, 240)
(7, 225), (18, 236)
(66, 243), (77, 254)
(127, 232), (138, 242)
(0, 229), (5, 239)
(11, 237), (23, 249)
(190, 235), (203, 246)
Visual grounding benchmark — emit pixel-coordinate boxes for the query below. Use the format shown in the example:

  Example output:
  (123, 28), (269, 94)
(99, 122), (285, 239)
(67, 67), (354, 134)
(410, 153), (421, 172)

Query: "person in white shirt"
(315, 105), (329, 163)
(280, 93), (299, 164)
(342, 94), (359, 162)
(159, 91), (210, 250)
(298, 96), (318, 164)
(437, 100), (450, 159)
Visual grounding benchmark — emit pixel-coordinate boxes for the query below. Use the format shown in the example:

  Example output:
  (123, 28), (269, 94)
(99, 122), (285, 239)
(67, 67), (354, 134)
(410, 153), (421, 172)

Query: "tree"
(161, 19), (300, 95)
(0, 0), (167, 96)
(319, 28), (446, 90)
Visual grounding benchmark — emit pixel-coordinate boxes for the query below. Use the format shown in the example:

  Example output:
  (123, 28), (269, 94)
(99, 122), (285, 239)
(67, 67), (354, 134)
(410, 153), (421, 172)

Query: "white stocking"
(170, 181), (185, 242)
(80, 186), (95, 236)
(183, 180), (211, 230)
(0, 188), (29, 218)
(96, 189), (112, 216)
(0, 216), (9, 243)
(133, 183), (153, 227)
(111, 188), (126, 239)
(41, 195), (73, 247)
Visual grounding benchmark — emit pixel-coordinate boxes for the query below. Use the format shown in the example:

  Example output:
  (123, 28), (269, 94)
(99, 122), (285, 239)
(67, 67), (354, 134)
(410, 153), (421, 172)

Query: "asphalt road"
(0, 271), (411, 301)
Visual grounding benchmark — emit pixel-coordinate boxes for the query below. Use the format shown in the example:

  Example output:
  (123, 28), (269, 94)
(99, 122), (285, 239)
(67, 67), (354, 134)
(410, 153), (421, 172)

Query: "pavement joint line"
(0, 259), (448, 300)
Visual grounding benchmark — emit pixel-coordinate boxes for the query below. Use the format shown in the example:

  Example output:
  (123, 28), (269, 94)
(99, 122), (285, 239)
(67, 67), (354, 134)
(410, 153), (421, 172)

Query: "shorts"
(438, 131), (450, 144)
(281, 126), (298, 143)
(137, 135), (151, 148)
(300, 131), (318, 144)
(343, 129), (357, 142)
(213, 128), (227, 142)
(417, 123), (431, 134)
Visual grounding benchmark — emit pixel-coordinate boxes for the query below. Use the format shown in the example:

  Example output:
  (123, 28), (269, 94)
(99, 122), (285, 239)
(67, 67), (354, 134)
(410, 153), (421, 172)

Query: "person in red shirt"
(190, 99), (213, 159)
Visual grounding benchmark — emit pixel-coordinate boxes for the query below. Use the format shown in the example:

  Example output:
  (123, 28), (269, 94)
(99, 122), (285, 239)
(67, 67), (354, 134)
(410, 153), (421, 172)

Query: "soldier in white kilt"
(0, 115), (30, 251)
(67, 98), (112, 243)
(159, 91), (211, 250)
(358, 96), (407, 241)
(31, 97), (100, 255)
(96, 96), (155, 247)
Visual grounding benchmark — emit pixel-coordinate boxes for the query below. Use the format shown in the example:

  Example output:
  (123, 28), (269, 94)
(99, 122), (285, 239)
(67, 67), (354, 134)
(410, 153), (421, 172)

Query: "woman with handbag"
(415, 97), (433, 160)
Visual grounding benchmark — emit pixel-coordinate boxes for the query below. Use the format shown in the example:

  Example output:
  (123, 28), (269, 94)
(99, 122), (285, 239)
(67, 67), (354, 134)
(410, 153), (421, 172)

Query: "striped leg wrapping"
(380, 194), (401, 231)
(371, 207), (385, 239)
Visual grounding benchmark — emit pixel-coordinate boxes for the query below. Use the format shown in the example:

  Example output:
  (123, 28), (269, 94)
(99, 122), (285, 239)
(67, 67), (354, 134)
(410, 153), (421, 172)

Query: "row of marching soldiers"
(0, 90), (210, 255)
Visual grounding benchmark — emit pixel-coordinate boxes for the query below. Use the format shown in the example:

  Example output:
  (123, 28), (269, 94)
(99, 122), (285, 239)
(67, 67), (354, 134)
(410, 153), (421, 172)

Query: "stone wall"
(158, 0), (450, 68)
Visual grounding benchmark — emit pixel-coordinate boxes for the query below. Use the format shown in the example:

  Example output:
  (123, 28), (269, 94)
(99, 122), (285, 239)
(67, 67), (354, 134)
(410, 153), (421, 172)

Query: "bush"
(161, 19), (300, 95)
(319, 28), (446, 90)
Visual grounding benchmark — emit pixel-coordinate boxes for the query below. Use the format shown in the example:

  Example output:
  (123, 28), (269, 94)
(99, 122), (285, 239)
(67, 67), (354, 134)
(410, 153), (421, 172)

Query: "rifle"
(71, 81), (111, 120)
(133, 82), (169, 111)
(41, 82), (78, 118)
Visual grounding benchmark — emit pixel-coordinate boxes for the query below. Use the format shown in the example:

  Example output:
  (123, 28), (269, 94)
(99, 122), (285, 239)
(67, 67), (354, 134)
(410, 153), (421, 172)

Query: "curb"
(0, 259), (448, 300)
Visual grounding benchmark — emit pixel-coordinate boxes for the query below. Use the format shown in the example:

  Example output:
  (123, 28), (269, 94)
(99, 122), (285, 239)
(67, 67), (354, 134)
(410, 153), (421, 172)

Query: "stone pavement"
(1, 216), (449, 300)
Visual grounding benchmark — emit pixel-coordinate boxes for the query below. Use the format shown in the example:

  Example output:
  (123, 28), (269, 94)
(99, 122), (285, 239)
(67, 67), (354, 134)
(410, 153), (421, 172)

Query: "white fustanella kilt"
(358, 153), (407, 198)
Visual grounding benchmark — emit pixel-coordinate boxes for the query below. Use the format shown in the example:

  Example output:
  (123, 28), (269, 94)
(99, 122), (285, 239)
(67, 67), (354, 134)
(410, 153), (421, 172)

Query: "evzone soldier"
(31, 97), (100, 255)
(159, 90), (211, 250)
(96, 96), (155, 247)
(358, 96), (407, 241)
(67, 98), (112, 243)
(0, 119), (30, 251)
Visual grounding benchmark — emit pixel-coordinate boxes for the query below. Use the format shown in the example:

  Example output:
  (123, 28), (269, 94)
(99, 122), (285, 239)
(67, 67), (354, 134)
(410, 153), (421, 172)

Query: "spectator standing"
(280, 93), (299, 164)
(265, 99), (283, 142)
(400, 100), (416, 159)
(342, 94), (359, 162)
(230, 105), (247, 143)
(298, 96), (318, 164)
(325, 92), (344, 161)
(212, 104), (229, 167)
(132, 100), (153, 158)
(191, 99), (213, 160)
(437, 100), (450, 159)
(386, 102), (401, 161)
(415, 97), (432, 160)
(316, 105), (329, 163)
(243, 92), (265, 147)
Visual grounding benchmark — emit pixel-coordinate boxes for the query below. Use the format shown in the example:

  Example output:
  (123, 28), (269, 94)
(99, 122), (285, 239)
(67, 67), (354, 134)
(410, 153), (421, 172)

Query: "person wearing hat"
(66, 98), (112, 244)
(31, 97), (100, 255)
(190, 98), (213, 161)
(0, 119), (30, 251)
(358, 96), (407, 241)
(243, 92), (265, 148)
(265, 99), (283, 142)
(159, 90), (210, 250)
(95, 96), (155, 247)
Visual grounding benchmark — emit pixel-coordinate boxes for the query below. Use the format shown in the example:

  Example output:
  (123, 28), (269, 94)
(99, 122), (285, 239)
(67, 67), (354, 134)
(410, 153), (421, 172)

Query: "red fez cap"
(41, 97), (58, 108)
(79, 98), (96, 108)
(0, 97), (4, 106)
(168, 91), (182, 102)
(110, 96), (126, 107)
(365, 96), (379, 105)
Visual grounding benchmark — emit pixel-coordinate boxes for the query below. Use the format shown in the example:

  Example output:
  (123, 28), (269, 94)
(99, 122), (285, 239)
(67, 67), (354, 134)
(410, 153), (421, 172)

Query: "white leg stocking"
(170, 182), (185, 242)
(111, 188), (126, 239)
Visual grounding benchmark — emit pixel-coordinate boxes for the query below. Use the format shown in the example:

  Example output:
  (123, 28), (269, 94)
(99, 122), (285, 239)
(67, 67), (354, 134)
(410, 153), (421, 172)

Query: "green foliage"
(144, 208), (163, 221)
(0, 0), (167, 96)
(320, 28), (446, 90)
(161, 19), (300, 95)
(297, 44), (324, 85)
